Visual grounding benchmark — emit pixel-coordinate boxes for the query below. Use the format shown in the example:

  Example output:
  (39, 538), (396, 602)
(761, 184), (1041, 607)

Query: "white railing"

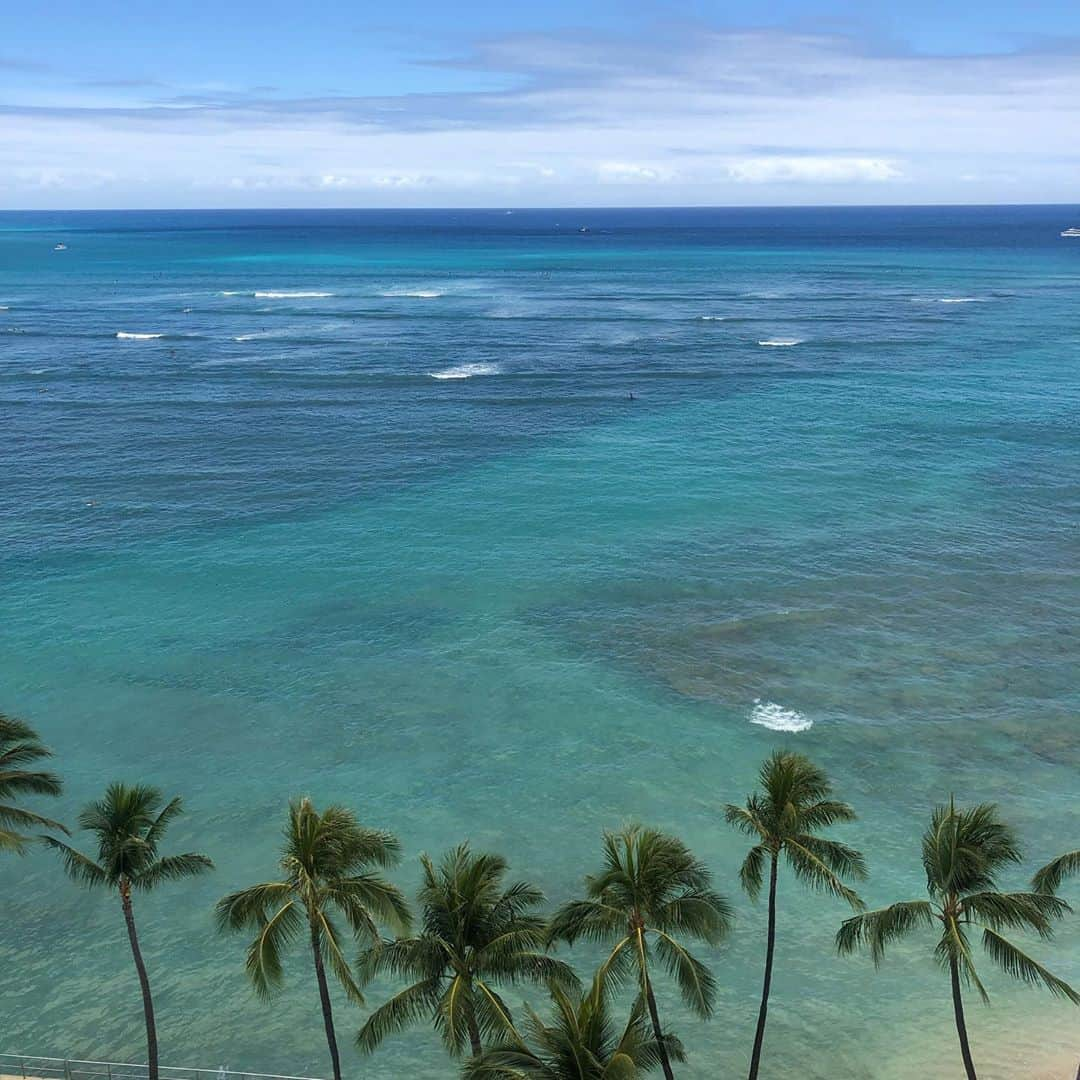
(0, 1057), (323, 1080)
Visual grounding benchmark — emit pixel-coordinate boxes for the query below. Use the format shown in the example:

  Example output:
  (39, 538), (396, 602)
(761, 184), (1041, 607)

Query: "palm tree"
(1033, 849), (1080, 895)
(0, 713), (66, 852)
(464, 973), (684, 1079)
(357, 843), (577, 1061)
(44, 783), (213, 1080)
(546, 826), (733, 1080)
(837, 799), (1079, 1080)
(216, 797), (410, 1080)
(725, 750), (866, 1080)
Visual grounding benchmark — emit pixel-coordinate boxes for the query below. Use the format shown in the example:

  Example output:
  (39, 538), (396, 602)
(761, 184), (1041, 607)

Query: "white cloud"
(596, 161), (674, 183)
(724, 157), (902, 184)
(2, 27), (1079, 206)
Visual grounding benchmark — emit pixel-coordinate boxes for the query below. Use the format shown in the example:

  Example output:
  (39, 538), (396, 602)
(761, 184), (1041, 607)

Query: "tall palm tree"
(0, 713), (66, 852)
(725, 750), (867, 1080)
(464, 973), (684, 1079)
(44, 783), (213, 1080)
(216, 797), (410, 1080)
(546, 825), (733, 1080)
(357, 843), (577, 1061)
(837, 799), (1079, 1080)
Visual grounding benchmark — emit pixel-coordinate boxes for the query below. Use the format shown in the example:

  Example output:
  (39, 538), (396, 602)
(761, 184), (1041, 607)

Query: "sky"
(2, 0), (1080, 208)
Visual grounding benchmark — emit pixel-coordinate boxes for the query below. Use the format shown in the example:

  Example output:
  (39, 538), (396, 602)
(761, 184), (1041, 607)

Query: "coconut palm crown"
(725, 750), (866, 1080)
(216, 797), (410, 1080)
(463, 973), (685, 1080)
(0, 713), (65, 853)
(837, 799), (1078, 1080)
(44, 783), (213, 1080)
(546, 825), (733, 1080)
(357, 843), (577, 1061)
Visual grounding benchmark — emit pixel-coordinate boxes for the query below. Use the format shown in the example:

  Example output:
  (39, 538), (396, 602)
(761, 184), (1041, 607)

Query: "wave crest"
(429, 363), (500, 380)
(750, 699), (813, 732)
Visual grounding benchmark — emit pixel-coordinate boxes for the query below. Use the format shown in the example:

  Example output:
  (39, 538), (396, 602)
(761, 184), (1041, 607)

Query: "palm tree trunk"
(309, 921), (342, 1080)
(120, 883), (158, 1080)
(467, 1011), (483, 1059)
(747, 853), (779, 1080)
(949, 957), (978, 1080)
(636, 930), (675, 1080)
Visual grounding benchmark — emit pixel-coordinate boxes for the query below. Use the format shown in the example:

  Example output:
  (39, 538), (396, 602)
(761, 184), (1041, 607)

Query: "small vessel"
(53, 242), (67, 251)
(578, 226), (590, 234)
(1061, 227), (1080, 237)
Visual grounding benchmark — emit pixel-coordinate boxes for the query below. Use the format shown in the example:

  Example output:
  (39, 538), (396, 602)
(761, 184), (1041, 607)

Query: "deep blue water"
(2, 206), (1079, 1079)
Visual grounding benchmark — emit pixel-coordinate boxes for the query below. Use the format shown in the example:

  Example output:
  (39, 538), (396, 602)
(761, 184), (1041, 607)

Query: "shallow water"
(2, 207), (1079, 1079)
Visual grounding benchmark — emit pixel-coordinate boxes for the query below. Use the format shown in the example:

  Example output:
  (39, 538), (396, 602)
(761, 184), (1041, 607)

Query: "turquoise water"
(2, 207), (1079, 1079)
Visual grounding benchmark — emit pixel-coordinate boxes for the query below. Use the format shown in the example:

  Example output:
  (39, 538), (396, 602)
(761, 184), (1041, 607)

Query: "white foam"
(380, 289), (444, 299)
(0, 305), (8, 311)
(750, 699), (813, 733)
(758, 338), (803, 347)
(698, 315), (726, 321)
(116, 331), (163, 340)
(220, 291), (242, 296)
(429, 362), (500, 380)
(911, 296), (986, 304)
(253, 291), (333, 299)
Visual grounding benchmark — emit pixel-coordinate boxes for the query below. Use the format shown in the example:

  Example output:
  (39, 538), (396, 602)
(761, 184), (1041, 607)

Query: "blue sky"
(3, 0), (1080, 207)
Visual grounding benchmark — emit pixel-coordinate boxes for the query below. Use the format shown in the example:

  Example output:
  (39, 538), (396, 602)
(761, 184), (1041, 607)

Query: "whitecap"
(750, 699), (813, 733)
(429, 362), (500, 380)
(697, 315), (726, 321)
(0, 305), (8, 311)
(116, 332), (163, 340)
(758, 338), (803, 347)
(253, 291), (333, 299)
(380, 289), (444, 299)
(938, 297), (985, 304)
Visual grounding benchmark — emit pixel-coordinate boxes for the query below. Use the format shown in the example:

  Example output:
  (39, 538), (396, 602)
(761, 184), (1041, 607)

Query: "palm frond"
(326, 873), (412, 938)
(651, 930), (716, 1019)
(1032, 851), (1080, 896)
(547, 899), (624, 947)
(738, 845), (767, 902)
(143, 796), (184, 850)
(316, 909), (365, 1005)
(216, 881), (294, 930)
(356, 978), (442, 1054)
(41, 835), (109, 888)
(0, 803), (68, 834)
(652, 888), (734, 944)
(963, 891), (1070, 939)
(982, 929), (1080, 1004)
(836, 900), (934, 964)
(785, 839), (865, 910)
(136, 852), (214, 890)
(243, 900), (303, 1001)
(0, 768), (64, 801)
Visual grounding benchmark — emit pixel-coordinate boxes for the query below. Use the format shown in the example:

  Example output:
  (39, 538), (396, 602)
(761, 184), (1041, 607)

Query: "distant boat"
(53, 242), (67, 251)
(578, 226), (590, 234)
(1061, 227), (1080, 237)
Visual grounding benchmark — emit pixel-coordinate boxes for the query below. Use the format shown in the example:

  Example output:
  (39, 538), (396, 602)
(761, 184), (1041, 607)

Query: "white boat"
(1061, 227), (1080, 237)
(53, 242), (67, 251)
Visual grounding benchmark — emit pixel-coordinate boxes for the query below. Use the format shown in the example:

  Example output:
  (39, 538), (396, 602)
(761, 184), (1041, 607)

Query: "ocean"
(2, 206), (1079, 1079)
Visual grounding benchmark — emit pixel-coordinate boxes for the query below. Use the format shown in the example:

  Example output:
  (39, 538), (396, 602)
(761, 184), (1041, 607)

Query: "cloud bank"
(2, 26), (1079, 207)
